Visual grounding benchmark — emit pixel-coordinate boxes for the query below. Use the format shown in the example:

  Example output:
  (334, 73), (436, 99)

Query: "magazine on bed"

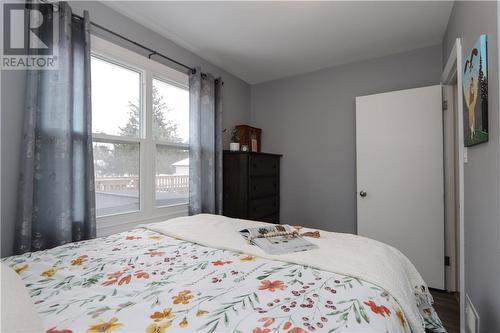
(239, 224), (318, 255)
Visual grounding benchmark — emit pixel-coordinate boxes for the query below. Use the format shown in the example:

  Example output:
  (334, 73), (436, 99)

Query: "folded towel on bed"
(143, 214), (432, 333)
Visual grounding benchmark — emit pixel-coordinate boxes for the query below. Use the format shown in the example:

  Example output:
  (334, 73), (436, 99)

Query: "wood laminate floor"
(430, 289), (460, 333)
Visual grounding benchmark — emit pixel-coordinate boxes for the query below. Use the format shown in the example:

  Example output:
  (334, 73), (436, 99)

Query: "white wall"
(0, 1), (251, 257)
(250, 45), (443, 233)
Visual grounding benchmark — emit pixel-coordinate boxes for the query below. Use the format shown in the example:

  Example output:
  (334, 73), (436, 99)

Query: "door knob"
(359, 191), (367, 197)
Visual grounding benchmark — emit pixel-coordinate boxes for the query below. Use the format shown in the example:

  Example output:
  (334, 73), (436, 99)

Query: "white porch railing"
(95, 175), (189, 193)
(156, 175), (189, 193)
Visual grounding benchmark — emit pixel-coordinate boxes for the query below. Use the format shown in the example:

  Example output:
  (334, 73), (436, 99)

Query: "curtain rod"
(72, 13), (197, 75)
(39, 1), (222, 82)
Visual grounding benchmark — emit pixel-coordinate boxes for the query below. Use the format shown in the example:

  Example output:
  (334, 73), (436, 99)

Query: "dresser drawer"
(258, 214), (280, 224)
(249, 176), (279, 199)
(249, 196), (279, 219)
(249, 155), (279, 176)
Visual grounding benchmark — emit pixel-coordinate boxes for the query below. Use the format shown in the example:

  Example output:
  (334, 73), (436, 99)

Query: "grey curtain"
(189, 68), (223, 215)
(15, 3), (96, 254)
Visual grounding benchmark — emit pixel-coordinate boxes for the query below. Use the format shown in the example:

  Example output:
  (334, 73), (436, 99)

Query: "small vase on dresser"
(223, 151), (282, 223)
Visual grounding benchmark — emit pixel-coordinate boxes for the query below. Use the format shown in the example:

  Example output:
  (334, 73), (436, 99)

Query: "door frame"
(442, 84), (458, 293)
(441, 37), (465, 333)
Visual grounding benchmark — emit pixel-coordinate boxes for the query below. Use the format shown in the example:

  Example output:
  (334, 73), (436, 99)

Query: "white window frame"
(91, 36), (189, 236)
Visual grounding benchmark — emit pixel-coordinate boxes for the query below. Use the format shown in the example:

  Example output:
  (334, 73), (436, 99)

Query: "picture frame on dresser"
(223, 151), (282, 223)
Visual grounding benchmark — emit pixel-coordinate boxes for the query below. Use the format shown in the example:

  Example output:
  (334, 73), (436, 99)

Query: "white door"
(356, 85), (445, 290)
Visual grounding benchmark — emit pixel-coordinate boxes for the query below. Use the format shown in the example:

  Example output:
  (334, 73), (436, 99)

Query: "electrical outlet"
(465, 294), (479, 333)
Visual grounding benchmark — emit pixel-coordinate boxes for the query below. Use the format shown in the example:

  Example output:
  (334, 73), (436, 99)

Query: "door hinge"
(445, 256), (450, 266)
(442, 100), (448, 111)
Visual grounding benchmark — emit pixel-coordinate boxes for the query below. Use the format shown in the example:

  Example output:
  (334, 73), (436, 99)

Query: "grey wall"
(251, 45), (442, 233)
(443, 2), (500, 332)
(0, 0), (27, 263)
(0, 1), (251, 257)
(0, 70), (26, 258)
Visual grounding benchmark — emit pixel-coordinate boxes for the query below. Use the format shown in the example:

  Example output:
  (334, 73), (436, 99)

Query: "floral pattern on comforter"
(3, 228), (445, 333)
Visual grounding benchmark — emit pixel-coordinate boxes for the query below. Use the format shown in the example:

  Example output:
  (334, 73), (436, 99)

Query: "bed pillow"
(1, 263), (44, 333)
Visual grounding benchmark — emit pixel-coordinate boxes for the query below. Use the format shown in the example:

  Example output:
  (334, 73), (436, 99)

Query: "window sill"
(96, 204), (188, 237)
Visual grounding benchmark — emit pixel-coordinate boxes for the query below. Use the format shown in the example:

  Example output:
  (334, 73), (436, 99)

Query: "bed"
(2, 214), (445, 333)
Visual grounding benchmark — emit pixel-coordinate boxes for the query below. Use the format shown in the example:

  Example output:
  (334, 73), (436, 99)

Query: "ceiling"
(103, 1), (454, 84)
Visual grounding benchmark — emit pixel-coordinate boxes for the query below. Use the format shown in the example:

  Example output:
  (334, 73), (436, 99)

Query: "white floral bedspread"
(3, 228), (445, 333)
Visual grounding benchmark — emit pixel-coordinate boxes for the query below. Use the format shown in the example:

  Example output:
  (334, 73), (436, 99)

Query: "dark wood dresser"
(223, 151), (282, 223)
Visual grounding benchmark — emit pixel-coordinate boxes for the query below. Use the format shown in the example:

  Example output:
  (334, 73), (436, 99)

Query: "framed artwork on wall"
(462, 34), (488, 147)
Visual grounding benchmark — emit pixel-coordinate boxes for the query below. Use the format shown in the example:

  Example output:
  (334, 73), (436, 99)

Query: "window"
(91, 58), (142, 217)
(91, 57), (141, 137)
(91, 36), (189, 226)
(93, 142), (140, 216)
(152, 78), (190, 207)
